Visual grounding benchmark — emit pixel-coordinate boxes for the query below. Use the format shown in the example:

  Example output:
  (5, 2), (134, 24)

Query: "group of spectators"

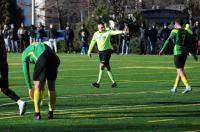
(139, 23), (172, 55)
(0, 23), (45, 53)
(139, 21), (200, 55)
(1, 20), (200, 55)
(0, 23), (90, 54)
(64, 24), (90, 54)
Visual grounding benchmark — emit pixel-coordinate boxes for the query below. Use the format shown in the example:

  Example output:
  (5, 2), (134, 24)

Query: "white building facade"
(35, 0), (46, 26)
(17, 0), (46, 26)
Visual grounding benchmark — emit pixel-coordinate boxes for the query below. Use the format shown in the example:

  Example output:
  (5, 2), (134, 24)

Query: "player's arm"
(22, 58), (34, 100)
(110, 30), (124, 35)
(159, 30), (176, 55)
(88, 33), (97, 58)
(22, 60), (32, 89)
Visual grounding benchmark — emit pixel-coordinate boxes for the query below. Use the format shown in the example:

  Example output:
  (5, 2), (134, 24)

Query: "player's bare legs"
(171, 71), (181, 93)
(176, 68), (191, 94)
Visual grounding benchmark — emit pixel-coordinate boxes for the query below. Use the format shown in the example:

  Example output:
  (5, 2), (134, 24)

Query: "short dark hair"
(98, 21), (104, 25)
(175, 19), (183, 26)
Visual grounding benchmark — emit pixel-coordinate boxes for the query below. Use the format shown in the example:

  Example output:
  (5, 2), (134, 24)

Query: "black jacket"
(48, 28), (57, 39)
(0, 35), (7, 60)
(64, 28), (74, 41)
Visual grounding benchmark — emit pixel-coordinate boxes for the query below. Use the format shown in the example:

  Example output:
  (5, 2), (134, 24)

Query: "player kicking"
(159, 19), (198, 94)
(88, 21), (124, 88)
(0, 34), (27, 116)
(22, 42), (60, 120)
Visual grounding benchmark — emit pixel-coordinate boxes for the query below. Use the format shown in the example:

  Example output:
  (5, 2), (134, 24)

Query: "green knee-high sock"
(97, 70), (103, 84)
(107, 70), (115, 83)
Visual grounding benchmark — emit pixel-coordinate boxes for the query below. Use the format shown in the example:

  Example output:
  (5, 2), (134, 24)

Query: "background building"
(17, 0), (200, 28)
(17, 0), (32, 26)
(17, 0), (89, 28)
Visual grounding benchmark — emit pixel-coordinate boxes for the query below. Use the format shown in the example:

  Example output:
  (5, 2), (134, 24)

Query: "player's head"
(97, 21), (105, 32)
(163, 23), (167, 28)
(49, 24), (54, 28)
(174, 19), (183, 28)
(185, 24), (190, 29)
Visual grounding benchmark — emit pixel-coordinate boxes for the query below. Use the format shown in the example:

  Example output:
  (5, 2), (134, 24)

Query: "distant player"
(22, 42), (60, 120)
(88, 21), (124, 88)
(0, 34), (27, 116)
(159, 19), (198, 94)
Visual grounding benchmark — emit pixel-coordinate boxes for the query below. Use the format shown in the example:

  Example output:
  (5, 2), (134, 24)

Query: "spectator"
(2, 24), (10, 52)
(10, 24), (19, 52)
(185, 24), (196, 53)
(159, 24), (171, 50)
(193, 21), (200, 41)
(79, 24), (89, 55)
(121, 24), (130, 55)
(148, 25), (158, 54)
(37, 23), (45, 42)
(0, 25), (3, 36)
(139, 23), (148, 55)
(29, 25), (37, 43)
(64, 25), (74, 53)
(192, 21), (200, 54)
(48, 24), (57, 53)
(104, 22), (110, 31)
(18, 23), (29, 52)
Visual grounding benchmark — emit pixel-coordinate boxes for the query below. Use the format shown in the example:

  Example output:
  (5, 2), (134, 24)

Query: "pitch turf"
(0, 53), (200, 132)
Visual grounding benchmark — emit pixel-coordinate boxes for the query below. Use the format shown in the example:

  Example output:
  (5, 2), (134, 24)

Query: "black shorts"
(174, 54), (187, 68)
(99, 49), (112, 65)
(33, 51), (60, 82)
(0, 60), (8, 88)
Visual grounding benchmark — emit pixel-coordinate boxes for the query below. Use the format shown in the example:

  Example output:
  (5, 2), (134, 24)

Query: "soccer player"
(159, 19), (198, 94)
(0, 34), (27, 116)
(88, 21), (124, 88)
(22, 42), (60, 120)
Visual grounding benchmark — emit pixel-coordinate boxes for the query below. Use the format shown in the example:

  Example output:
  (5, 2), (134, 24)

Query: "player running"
(88, 21), (125, 88)
(0, 34), (27, 116)
(22, 42), (60, 120)
(159, 19), (198, 94)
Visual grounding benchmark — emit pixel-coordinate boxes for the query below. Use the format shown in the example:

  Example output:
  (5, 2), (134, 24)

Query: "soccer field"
(0, 53), (200, 132)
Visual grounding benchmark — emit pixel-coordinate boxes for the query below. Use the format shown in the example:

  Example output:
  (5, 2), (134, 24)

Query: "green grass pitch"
(0, 53), (199, 132)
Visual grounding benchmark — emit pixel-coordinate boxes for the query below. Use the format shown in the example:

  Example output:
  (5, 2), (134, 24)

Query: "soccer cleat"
(171, 87), (177, 93)
(34, 113), (41, 120)
(48, 111), (54, 119)
(182, 85), (192, 94)
(19, 102), (27, 116)
(91, 82), (100, 88)
(111, 82), (117, 88)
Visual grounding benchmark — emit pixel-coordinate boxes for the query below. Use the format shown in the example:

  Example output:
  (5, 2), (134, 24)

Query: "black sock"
(3, 89), (20, 102)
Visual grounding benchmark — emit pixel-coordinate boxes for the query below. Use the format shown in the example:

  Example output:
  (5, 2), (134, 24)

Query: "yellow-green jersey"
(22, 42), (54, 89)
(161, 28), (191, 55)
(88, 30), (123, 52)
